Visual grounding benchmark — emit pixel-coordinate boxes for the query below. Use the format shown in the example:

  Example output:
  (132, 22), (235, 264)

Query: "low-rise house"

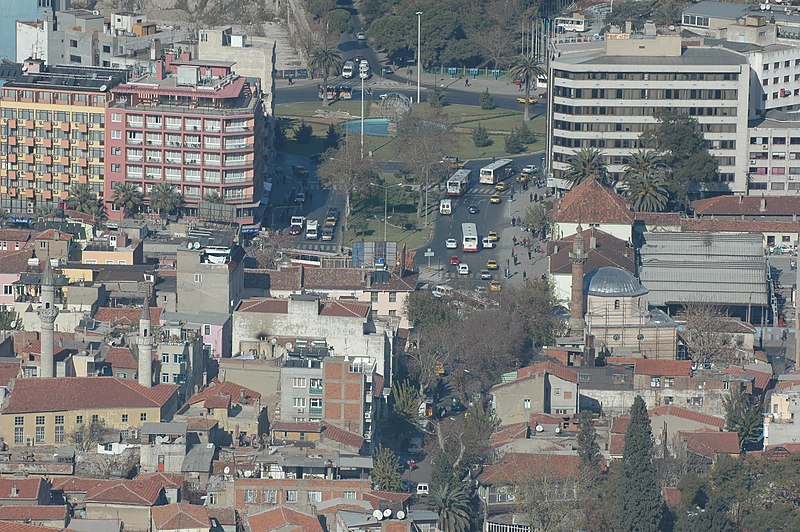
(0, 505), (68, 528)
(139, 422), (189, 475)
(33, 229), (73, 263)
(649, 405), (727, 456)
(151, 502), (218, 532)
(490, 361), (578, 424)
(676, 430), (741, 467)
(247, 507), (324, 532)
(81, 234), (143, 266)
(0, 477), (51, 505)
(0, 229), (32, 256)
(85, 479), (166, 531)
(0, 446), (75, 478)
(0, 248), (36, 307)
(235, 476), (373, 511)
(693, 195), (800, 223)
(551, 178), (635, 242)
(136, 472), (184, 505)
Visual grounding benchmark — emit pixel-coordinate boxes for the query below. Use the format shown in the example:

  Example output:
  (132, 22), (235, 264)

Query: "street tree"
(149, 183), (182, 218)
(371, 446), (403, 491)
(112, 182), (143, 217)
(391, 380), (421, 426)
(515, 455), (583, 531)
(325, 9), (354, 35)
(67, 183), (97, 215)
(522, 202), (551, 238)
(324, 123), (341, 149)
(317, 146), (377, 231)
(293, 121), (313, 143)
(405, 291), (454, 330)
(622, 150), (670, 212)
(429, 402), (497, 474)
(678, 302), (743, 366)
(507, 54), (545, 122)
(473, 24), (515, 69)
(615, 395), (663, 532)
(250, 231), (294, 269)
(723, 387), (762, 452)
(396, 115), (452, 217)
(202, 190), (223, 203)
(565, 148), (608, 187)
(472, 124), (491, 148)
(367, 15), (413, 63)
(428, 483), (471, 532)
(310, 45), (343, 106)
(70, 419), (108, 452)
(498, 278), (563, 347)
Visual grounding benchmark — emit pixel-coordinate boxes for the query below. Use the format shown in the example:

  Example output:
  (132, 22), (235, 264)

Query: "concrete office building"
(104, 52), (268, 226)
(547, 33), (750, 192)
(747, 111), (800, 193)
(0, 59), (128, 215)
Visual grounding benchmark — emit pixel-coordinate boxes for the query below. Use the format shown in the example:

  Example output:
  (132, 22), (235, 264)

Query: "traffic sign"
(424, 248), (434, 257)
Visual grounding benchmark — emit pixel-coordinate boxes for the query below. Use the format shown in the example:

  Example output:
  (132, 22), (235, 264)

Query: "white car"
(482, 237), (495, 249)
(457, 263), (470, 275)
(522, 164), (537, 175)
(445, 238), (458, 249)
(356, 31), (366, 41)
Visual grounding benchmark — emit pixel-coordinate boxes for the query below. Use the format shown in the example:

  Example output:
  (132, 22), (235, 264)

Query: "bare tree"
(317, 147), (377, 231)
(514, 457), (584, 532)
(70, 419), (107, 453)
(678, 302), (745, 365)
(251, 231), (295, 269)
(472, 25), (516, 69)
(396, 116), (452, 217)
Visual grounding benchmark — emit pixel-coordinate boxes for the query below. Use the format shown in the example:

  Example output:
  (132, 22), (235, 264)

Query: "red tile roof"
(679, 431), (740, 457)
(0, 524), (62, 532)
(610, 433), (626, 457)
(363, 490), (412, 508)
(0, 230), (32, 244)
(649, 406), (725, 429)
(135, 472), (184, 490)
(681, 218), (800, 234)
(0, 478), (44, 501)
(203, 394), (231, 410)
(84, 479), (163, 506)
(693, 195), (800, 217)
(0, 248), (35, 275)
(247, 507), (324, 532)
(606, 357), (693, 377)
(51, 477), (110, 494)
(236, 299), (289, 314)
(479, 453), (583, 485)
(548, 227), (635, 275)
(489, 422), (530, 448)
(373, 374), (384, 398)
(271, 421), (322, 433)
(3, 377), (178, 414)
(104, 347), (137, 370)
(663, 486), (682, 507)
(721, 366), (773, 392)
(0, 505), (67, 520)
(185, 378), (260, 407)
(151, 503), (209, 529)
(553, 178), (634, 225)
(0, 360), (20, 388)
(34, 229), (73, 241)
(322, 423), (365, 450)
(93, 306), (163, 325)
(611, 415), (631, 435)
(518, 361), (578, 383)
(319, 300), (371, 318)
(634, 212), (682, 227)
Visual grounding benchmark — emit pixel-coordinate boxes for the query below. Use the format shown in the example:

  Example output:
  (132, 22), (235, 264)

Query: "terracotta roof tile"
(0, 230), (32, 243)
(322, 423), (365, 450)
(611, 415), (631, 434)
(373, 374), (384, 398)
(135, 472), (184, 490)
(319, 300), (370, 318)
(0, 478), (45, 501)
(304, 267), (365, 290)
(244, 267), (302, 291)
(247, 507), (323, 532)
(236, 299), (289, 314)
(721, 366), (773, 392)
(84, 479), (163, 506)
(104, 347), (137, 370)
(679, 431), (740, 457)
(186, 417), (218, 431)
(186, 378), (260, 407)
(51, 477), (110, 494)
(479, 453), (584, 485)
(553, 178), (634, 225)
(649, 406), (725, 428)
(518, 361), (578, 383)
(271, 421), (322, 433)
(634, 212), (682, 226)
(606, 358), (693, 377)
(2, 377), (178, 414)
(489, 422), (530, 448)
(93, 306), (163, 325)
(548, 227), (635, 275)
(0, 505), (67, 520)
(151, 503), (209, 529)
(610, 433), (626, 456)
(0, 248), (35, 275)
(693, 195), (800, 217)
(681, 218), (800, 234)
(363, 490), (412, 508)
(0, 524), (62, 532)
(34, 229), (73, 241)
(0, 361), (20, 388)
(663, 486), (681, 507)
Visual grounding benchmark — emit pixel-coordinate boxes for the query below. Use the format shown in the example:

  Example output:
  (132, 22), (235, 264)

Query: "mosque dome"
(585, 267), (648, 297)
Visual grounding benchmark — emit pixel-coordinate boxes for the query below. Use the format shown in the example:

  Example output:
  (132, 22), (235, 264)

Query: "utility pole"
(416, 11), (423, 104)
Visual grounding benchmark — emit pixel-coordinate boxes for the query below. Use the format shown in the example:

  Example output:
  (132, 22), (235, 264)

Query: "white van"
(305, 219), (319, 240)
(342, 60), (355, 79)
(439, 199), (452, 215)
(416, 483), (430, 496)
(359, 60), (371, 79)
(431, 285), (452, 298)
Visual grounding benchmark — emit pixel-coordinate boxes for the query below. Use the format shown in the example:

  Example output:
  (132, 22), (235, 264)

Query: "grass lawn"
(276, 101), (370, 118)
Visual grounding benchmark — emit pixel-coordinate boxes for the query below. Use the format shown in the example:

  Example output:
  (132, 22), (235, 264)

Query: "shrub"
(472, 124), (492, 148)
(293, 121), (314, 144)
(479, 88), (495, 110)
(504, 132), (525, 154)
(514, 122), (537, 144)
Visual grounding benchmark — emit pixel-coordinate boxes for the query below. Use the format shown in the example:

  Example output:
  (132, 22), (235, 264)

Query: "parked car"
(357, 31), (366, 41)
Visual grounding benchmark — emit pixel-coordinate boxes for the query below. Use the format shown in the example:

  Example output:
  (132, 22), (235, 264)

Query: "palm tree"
(311, 44), (343, 106)
(149, 183), (182, 219)
(0, 209), (9, 227)
(507, 54), (545, 122)
(112, 182), (144, 217)
(622, 150), (670, 212)
(428, 483), (471, 532)
(67, 183), (98, 215)
(203, 190), (223, 203)
(565, 148), (608, 187)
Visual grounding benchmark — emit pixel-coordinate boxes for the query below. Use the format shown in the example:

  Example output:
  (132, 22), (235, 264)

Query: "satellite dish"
(396, 510), (406, 520)
(9, 322), (15, 329)
(223, 466), (230, 475)
(760, 3), (766, 9)
(187, 242), (194, 249)
(383, 508), (392, 517)
(372, 509), (384, 521)
(99, 84), (108, 92)
(555, 426), (562, 434)
(285, 342), (293, 352)
(193, 241), (201, 249)
(244, 470), (252, 478)
(535, 424), (544, 432)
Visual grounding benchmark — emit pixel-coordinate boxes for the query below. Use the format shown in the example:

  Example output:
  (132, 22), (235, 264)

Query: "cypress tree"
(615, 396), (663, 532)
(577, 410), (600, 471)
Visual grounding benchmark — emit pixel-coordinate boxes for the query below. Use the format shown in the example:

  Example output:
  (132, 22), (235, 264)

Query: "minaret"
(137, 292), (153, 388)
(37, 260), (58, 378)
(569, 224), (587, 333)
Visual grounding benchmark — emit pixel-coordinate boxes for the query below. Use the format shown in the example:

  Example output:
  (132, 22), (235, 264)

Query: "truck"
(321, 226), (334, 241)
(305, 219), (319, 240)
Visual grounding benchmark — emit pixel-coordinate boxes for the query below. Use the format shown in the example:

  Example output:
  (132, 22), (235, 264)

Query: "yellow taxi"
(494, 181), (507, 192)
(487, 231), (499, 242)
(490, 194), (502, 204)
(516, 96), (536, 104)
(489, 281), (503, 292)
(486, 259), (499, 270)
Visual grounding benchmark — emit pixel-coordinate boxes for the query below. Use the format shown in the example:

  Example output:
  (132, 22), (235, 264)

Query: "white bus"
(462, 223), (478, 252)
(446, 169), (471, 196)
(555, 14), (588, 33)
(479, 159), (515, 185)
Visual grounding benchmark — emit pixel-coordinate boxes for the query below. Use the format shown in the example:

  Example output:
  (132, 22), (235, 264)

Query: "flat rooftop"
(3, 65), (129, 92)
(555, 42), (747, 66)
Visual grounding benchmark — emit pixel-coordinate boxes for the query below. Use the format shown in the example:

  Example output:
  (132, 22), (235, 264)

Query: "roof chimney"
(589, 235), (597, 250)
(154, 60), (165, 81)
(738, 195), (743, 205)
(760, 195), (767, 212)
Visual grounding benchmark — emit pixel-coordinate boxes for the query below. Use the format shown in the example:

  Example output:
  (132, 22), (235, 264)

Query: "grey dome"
(585, 267), (648, 297)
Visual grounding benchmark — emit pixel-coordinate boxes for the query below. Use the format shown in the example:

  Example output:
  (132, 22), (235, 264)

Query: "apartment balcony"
(127, 155), (143, 162)
(145, 121), (163, 130)
(309, 388), (322, 395)
(146, 157), (162, 163)
(224, 159), (249, 167)
(127, 121), (143, 129)
(127, 138), (143, 146)
(165, 158), (182, 165)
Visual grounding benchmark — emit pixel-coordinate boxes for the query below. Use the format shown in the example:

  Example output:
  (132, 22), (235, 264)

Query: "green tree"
(149, 182), (181, 218)
(293, 121), (313, 144)
(472, 124), (491, 148)
(565, 148), (608, 187)
(723, 387), (762, 452)
(324, 123), (341, 149)
(405, 291), (454, 330)
(522, 202), (550, 238)
(615, 396), (663, 532)
(674, 473), (730, 532)
(317, 146), (376, 232)
(307, 0), (335, 19)
(430, 451), (458, 491)
(371, 446), (403, 491)
(0, 209), (9, 227)
(111, 182), (143, 217)
(514, 122), (537, 144)
(310, 45), (343, 106)
(0, 307), (21, 331)
(367, 14), (413, 62)
(67, 183), (97, 215)
(202, 190), (223, 203)
(507, 54), (545, 122)
(428, 482), (471, 532)
(326, 9), (354, 34)
(498, 278), (563, 347)
(275, 120), (287, 149)
(504, 132), (524, 154)
(577, 411), (600, 472)
(479, 88), (495, 110)
(391, 380), (421, 429)
(622, 150), (669, 212)
(646, 110), (719, 208)
(428, 86), (444, 110)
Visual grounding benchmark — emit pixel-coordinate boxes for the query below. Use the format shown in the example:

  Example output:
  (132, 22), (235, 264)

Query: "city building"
(0, 59), (128, 215)
(0, 0), (68, 62)
(84, 479), (166, 531)
(550, 178), (634, 242)
(747, 111), (800, 193)
(490, 361), (579, 424)
(175, 242), (245, 316)
(693, 193), (800, 221)
(547, 34), (749, 192)
(104, 52), (268, 226)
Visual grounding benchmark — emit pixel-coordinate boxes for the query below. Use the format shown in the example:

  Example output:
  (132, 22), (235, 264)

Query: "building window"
(14, 427), (23, 444)
(664, 396), (674, 405)
(523, 399), (531, 410)
(555, 408), (568, 414)
(344, 491), (357, 500)
(35, 426), (44, 443)
(310, 378), (322, 389)
(286, 490), (298, 503)
(173, 354), (182, 363)
(115, 372), (127, 379)
(245, 489), (257, 503)
(308, 490), (322, 503)
(35, 416), (45, 425)
(39, 241), (47, 249)
(55, 426), (64, 443)
(389, 292), (397, 302)
(690, 397), (703, 406)
(111, 129), (121, 139)
(91, 414), (99, 423)
(14, 416), (23, 426)
(172, 373), (180, 384)
(664, 378), (674, 388)
(55, 415), (64, 425)
(122, 414), (128, 423)
(371, 292), (379, 302)
(69, 55), (82, 63)
(162, 373), (169, 383)
(651, 377), (661, 388)
(389, 310), (397, 316)
(204, 324), (211, 335)
(554, 388), (561, 396)
(162, 354), (169, 364)
(140, 413), (147, 421)
(292, 377), (307, 388)
(2, 285), (11, 295)
(263, 489), (277, 503)
(76, 415), (83, 424)
(310, 398), (322, 408)
(614, 299), (620, 310)
(70, 39), (78, 48)
(194, 274), (202, 283)
(293, 398), (306, 408)
(723, 381), (730, 390)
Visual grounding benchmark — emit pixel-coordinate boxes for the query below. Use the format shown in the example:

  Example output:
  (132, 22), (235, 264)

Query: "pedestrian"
(465, 78), (469, 87)
(513, 236), (517, 246)
(288, 77), (294, 85)
(534, 193), (538, 202)
(523, 271), (527, 280)
(511, 218), (516, 227)
(530, 193), (533, 202)
(528, 250), (532, 260)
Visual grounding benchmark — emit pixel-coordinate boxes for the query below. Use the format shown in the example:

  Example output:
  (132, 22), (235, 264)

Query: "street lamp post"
(360, 74), (365, 159)
(424, 164), (429, 228)
(416, 11), (422, 104)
